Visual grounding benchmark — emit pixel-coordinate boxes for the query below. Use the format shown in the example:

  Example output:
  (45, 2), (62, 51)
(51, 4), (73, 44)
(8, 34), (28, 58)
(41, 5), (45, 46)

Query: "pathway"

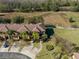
(56, 26), (79, 30)
(0, 41), (43, 59)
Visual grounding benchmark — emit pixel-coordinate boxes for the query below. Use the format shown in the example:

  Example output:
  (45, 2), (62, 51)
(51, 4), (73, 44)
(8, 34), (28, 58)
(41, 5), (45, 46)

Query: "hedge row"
(0, 16), (44, 24)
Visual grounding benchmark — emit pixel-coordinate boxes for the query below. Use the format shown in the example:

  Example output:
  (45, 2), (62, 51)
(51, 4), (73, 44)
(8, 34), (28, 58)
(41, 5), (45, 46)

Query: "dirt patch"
(43, 12), (70, 27)
(0, 12), (70, 27)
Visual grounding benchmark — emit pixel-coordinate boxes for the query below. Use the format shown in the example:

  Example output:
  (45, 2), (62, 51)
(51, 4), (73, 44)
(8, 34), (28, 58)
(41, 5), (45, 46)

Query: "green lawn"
(55, 28), (79, 46)
(36, 38), (56, 59)
(64, 12), (79, 26)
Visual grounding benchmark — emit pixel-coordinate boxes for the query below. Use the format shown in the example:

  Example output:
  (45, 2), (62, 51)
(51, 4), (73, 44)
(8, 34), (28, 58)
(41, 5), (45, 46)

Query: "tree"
(73, 47), (79, 52)
(28, 16), (44, 24)
(12, 16), (24, 24)
(46, 44), (54, 51)
(19, 2), (32, 12)
(0, 17), (11, 24)
(7, 30), (15, 39)
(0, 3), (7, 12)
(47, 0), (59, 11)
(69, 17), (75, 23)
(45, 27), (54, 38)
(20, 32), (29, 41)
(41, 2), (48, 11)
(0, 17), (4, 23)
(41, 33), (47, 41)
(73, 3), (79, 12)
(33, 3), (41, 11)
(32, 32), (39, 41)
(61, 55), (69, 59)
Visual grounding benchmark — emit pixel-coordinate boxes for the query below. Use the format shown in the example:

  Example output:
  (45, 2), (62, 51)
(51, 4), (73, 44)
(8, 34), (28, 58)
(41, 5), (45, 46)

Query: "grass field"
(55, 28), (79, 46)
(59, 12), (79, 26)
(36, 38), (56, 59)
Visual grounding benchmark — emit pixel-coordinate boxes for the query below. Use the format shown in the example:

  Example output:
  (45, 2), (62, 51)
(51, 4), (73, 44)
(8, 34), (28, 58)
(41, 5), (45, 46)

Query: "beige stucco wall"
(72, 55), (76, 59)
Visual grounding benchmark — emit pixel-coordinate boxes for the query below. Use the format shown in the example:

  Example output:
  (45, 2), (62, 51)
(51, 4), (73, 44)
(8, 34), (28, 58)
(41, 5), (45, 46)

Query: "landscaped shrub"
(4, 18), (11, 23)
(61, 55), (69, 59)
(12, 16), (24, 24)
(0, 15), (44, 24)
(20, 32), (30, 41)
(19, 2), (32, 12)
(73, 47), (79, 52)
(0, 17), (11, 24)
(70, 1), (78, 6)
(28, 16), (44, 24)
(45, 27), (54, 38)
(7, 30), (16, 39)
(46, 44), (54, 51)
(69, 17), (75, 23)
(73, 3), (79, 12)
(0, 17), (4, 23)
(41, 33), (47, 42)
(32, 32), (39, 41)
(0, 3), (7, 12)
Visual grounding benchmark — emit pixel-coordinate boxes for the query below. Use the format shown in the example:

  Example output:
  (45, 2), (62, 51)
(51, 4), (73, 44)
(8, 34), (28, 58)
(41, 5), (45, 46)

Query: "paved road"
(0, 41), (43, 59)
(0, 52), (31, 59)
(56, 26), (79, 30)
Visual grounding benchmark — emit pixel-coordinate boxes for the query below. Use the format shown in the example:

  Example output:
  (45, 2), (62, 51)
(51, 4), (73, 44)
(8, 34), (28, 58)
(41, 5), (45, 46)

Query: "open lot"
(2, 12), (79, 27)
(0, 12), (70, 27)
(55, 28), (79, 46)
(59, 12), (79, 27)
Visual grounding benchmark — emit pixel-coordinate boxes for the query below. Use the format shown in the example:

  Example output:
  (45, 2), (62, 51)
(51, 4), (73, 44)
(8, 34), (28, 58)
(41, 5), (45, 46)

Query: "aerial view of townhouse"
(0, 0), (79, 59)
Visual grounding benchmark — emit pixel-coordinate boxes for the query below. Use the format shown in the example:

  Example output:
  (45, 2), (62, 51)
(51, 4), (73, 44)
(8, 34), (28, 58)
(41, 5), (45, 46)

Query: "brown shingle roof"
(17, 25), (28, 32)
(6, 24), (21, 31)
(25, 24), (35, 31)
(0, 24), (45, 32)
(32, 27), (40, 32)
(0, 24), (8, 32)
(25, 24), (45, 32)
(36, 24), (45, 32)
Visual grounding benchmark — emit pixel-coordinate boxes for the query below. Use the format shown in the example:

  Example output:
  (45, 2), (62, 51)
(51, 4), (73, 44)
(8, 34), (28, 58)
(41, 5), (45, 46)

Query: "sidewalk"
(0, 41), (43, 59)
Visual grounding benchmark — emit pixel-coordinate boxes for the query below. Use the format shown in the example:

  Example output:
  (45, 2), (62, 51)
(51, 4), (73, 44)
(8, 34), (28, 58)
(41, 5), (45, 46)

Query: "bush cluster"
(69, 17), (75, 23)
(0, 16), (44, 24)
(46, 44), (54, 51)
(0, 18), (11, 23)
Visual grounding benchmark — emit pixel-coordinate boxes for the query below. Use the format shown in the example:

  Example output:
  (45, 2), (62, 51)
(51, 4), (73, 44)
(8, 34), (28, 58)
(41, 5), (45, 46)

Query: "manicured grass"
(63, 12), (79, 26)
(36, 38), (56, 59)
(55, 28), (79, 46)
(34, 42), (40, 48)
